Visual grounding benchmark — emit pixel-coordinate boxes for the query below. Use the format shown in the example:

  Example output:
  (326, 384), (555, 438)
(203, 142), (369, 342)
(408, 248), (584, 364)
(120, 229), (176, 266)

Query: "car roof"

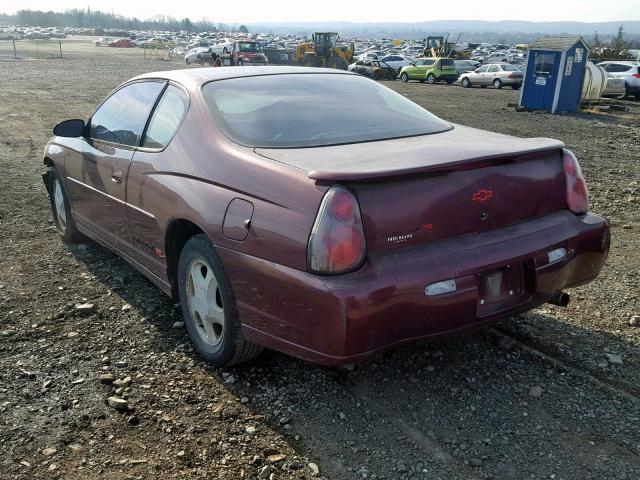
(132, 66), (355, 89)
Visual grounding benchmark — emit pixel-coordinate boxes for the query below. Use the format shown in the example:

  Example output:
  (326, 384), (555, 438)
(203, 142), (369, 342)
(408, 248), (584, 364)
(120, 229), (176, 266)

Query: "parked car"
(485, 52), (511, 64)
(454, 59), (481, 76)
(459, 63), (523, 89)
(43, 67), (609, 367)
(348, 59), (397, 79)
(399, 57), (458, 84)
(597, 61), (640, 99)
(93, 37), (113, 47)
(210, 37), (235, 54)
(109, 39), (135, 48)
(602, 73), (627, 99)
(379, 54), (414, 70)
(140, 38), (165, 49)
(357, 51), (383, 61)
(185, 47), (212, 65)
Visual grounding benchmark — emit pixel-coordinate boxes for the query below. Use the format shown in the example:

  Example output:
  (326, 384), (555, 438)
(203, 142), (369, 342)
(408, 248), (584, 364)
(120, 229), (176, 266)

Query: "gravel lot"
(1, 40), (639, 480)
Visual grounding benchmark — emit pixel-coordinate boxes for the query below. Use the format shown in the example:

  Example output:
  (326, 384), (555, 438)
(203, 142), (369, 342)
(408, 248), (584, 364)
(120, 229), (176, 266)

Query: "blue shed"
(520, 36), (590, 113)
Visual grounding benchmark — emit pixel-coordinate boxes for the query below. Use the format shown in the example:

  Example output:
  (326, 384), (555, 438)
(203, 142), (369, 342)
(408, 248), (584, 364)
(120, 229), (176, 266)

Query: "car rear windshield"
(202, 73), (452, 148)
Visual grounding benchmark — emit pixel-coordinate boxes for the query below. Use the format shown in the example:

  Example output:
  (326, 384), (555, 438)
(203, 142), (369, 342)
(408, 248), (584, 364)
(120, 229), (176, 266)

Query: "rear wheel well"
(165, 220), (205, 297)
(44, 157), (54, 167)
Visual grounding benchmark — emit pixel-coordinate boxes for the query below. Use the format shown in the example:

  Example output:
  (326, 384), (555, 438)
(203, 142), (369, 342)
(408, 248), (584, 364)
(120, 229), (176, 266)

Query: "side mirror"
(53, 119), (85, 138)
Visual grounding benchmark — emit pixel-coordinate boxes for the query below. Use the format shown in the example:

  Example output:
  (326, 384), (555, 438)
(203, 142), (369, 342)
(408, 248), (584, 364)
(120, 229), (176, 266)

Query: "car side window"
(424, 60), (435, 66)
(90, 81), (165, 147)
(142, 85), (189, 149)
(488, 65), (499, 73)
(476, 66), (488, 73)
(415, 60), (425, 66)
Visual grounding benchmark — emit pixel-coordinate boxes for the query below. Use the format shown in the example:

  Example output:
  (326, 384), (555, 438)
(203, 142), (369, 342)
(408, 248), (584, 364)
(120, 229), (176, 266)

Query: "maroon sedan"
(43, 67), (609, 366)
(109, 39), (135, 48)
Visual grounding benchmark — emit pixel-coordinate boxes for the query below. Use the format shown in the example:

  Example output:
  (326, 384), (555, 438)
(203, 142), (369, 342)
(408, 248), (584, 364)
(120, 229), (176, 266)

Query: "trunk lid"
(255, 125), (567, 253)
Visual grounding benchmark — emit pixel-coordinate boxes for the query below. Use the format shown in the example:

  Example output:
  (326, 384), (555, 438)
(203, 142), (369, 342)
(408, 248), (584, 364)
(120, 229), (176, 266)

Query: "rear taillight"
(308, 186), (366, 274)
(508, 72), (519, 78)
(562, 149), (589, 215)
(632, 73), (640, 79)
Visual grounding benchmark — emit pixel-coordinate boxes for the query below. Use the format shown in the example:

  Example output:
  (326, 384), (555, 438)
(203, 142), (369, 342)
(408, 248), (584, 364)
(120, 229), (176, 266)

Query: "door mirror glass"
(53, 119), (85, 137)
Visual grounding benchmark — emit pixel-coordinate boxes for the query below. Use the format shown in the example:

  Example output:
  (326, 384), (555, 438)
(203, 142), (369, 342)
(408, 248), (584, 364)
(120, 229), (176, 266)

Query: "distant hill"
(248, 20), (640, 41)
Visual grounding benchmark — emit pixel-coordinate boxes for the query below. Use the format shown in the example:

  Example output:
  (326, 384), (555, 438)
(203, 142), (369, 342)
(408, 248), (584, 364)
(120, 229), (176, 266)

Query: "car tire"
(47, 167), (82, 243)
(493, 79), (503, 89)
(400, 72), (409, 82)
(426, 74), (436, 84)
(185, 59), (191, 65)
(237, 58), (244, 66)
(178, 234), (262, 367)
(511, 84), (521, 90)
(461, 77), (471, 88)
(446, 79), (453, 85)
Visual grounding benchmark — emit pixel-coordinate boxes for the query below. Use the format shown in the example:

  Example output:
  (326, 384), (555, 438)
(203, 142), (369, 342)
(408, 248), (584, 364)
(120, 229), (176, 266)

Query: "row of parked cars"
(347, 56), (640, 99)
(0, 26), (67, 39)
(347, 57), (521, 88)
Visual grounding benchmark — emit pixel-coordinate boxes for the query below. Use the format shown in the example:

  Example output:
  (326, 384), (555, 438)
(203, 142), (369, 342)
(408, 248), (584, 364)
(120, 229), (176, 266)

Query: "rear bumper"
(219, 211), (609, 366)
(502, 77), (523, 86)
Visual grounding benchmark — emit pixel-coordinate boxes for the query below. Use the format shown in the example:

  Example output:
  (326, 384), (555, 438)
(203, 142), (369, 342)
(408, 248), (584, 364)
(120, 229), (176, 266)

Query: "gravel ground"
(1, 41), (639, 480)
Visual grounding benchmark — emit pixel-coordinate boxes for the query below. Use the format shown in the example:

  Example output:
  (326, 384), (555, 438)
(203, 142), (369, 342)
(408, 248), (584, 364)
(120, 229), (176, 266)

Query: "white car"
(184, 47), (211, 65)
(598, 61), (640, 99)
(211, 38), (234, 55)
(357, 51), (382, 61)
(380, 54), (414, 70)
(94, 37), (113, 47)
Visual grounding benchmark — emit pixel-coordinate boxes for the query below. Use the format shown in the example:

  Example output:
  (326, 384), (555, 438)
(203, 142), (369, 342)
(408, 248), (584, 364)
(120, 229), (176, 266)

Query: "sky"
(2, 0), (639, 24)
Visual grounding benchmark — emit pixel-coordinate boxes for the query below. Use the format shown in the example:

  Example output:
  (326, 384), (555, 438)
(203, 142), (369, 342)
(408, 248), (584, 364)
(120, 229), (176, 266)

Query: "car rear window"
(202, 73), (452, 148)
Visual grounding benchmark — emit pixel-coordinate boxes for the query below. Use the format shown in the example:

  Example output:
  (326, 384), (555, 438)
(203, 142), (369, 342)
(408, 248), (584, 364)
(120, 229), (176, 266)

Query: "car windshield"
(238, 42), (261, 52)
(202, 73), (452, 148)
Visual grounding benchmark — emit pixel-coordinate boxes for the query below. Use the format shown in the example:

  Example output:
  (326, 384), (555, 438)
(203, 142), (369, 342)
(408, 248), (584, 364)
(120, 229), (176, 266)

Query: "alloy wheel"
(186, 258), (225, 347)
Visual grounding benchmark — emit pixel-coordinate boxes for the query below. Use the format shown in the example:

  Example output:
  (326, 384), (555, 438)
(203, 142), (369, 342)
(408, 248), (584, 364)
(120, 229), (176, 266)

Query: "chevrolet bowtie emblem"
(472, 189), (493, 202)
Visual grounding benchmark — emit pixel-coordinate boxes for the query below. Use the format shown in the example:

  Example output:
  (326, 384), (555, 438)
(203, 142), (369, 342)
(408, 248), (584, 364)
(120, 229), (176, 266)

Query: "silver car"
(460, 63), (524, 90)
(598, 61), (640, 99)
(602, 73), (627, 99)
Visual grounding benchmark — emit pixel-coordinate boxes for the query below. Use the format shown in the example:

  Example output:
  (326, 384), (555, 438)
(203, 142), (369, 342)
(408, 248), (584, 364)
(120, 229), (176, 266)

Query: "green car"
(399, 57), (459, 84)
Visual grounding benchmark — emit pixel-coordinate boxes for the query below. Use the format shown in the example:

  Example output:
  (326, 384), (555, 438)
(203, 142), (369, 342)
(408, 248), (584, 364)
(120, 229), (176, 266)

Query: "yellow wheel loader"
(293, 32), (354, 70)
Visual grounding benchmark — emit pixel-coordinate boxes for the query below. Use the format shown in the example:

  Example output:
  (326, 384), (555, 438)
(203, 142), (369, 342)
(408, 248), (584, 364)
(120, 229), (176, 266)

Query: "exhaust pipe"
(548, 292), (570, 307)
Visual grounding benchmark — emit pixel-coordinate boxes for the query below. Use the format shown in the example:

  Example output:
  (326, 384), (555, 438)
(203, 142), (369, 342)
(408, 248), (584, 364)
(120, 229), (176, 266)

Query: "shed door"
(527, 52), (558, 110)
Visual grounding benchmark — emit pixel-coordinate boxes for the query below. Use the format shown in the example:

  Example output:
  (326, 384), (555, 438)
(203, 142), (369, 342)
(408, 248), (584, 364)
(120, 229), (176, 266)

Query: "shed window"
(534, 53), (555, 76)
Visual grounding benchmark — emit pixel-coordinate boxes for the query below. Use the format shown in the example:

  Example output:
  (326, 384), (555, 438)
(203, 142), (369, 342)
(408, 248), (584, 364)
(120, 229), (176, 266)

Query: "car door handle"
(111, 170), (123, 184)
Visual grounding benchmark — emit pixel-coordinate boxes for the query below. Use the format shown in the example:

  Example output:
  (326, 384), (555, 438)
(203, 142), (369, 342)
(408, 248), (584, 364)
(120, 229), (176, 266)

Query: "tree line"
(0, 8), (249, 33)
